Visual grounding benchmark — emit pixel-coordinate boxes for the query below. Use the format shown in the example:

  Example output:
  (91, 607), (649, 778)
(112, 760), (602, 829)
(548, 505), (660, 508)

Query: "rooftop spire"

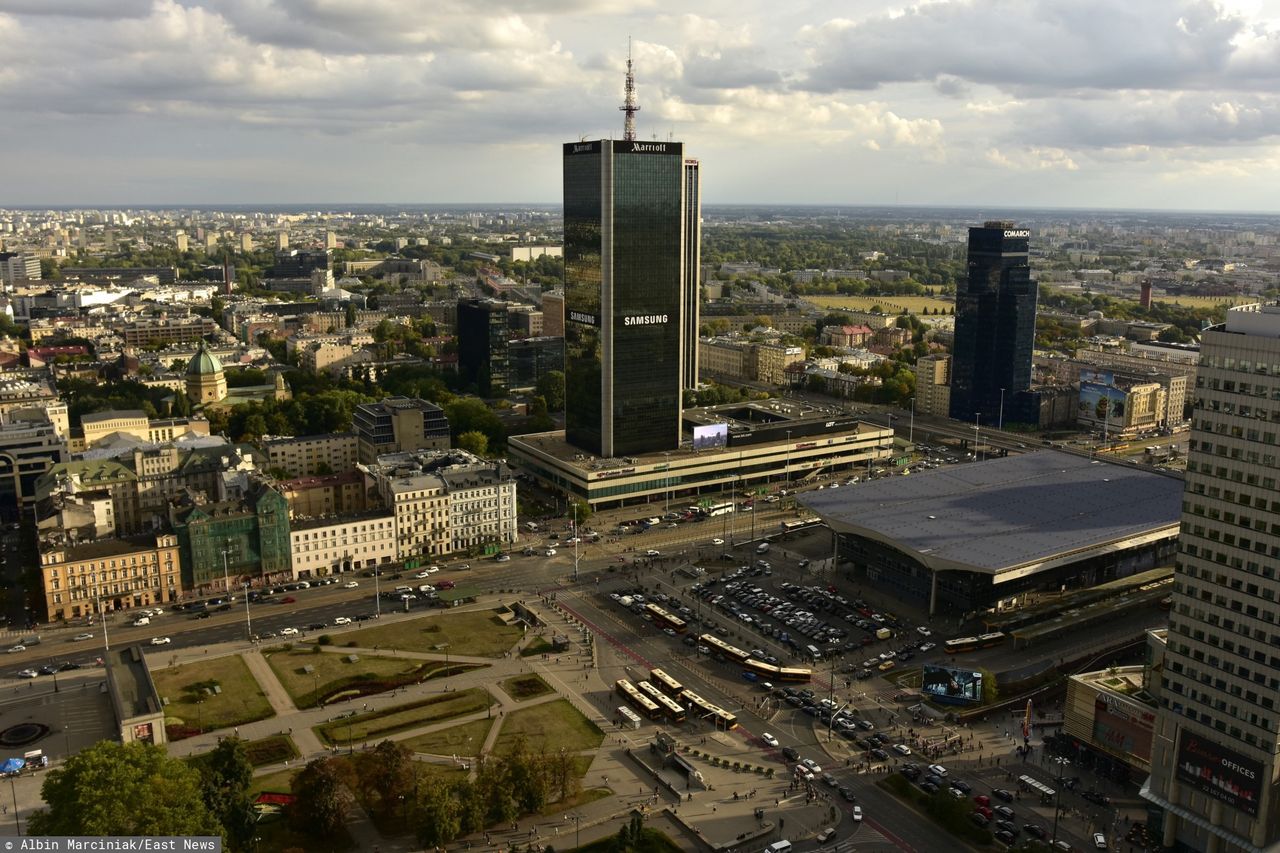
(619, 37), (640, 141)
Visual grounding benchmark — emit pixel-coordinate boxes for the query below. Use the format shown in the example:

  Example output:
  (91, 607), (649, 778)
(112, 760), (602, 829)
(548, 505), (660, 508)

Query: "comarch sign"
(623, 314), (669, 326)
(1003, 229), (1030, 238)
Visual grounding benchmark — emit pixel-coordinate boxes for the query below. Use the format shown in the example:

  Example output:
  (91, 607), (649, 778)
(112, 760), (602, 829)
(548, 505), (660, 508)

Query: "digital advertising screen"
(1077, 381), (1127, 428)
(692, 423), (729, 450)
(1176, 731), (1263, 816)
(921, 664), (983, 705)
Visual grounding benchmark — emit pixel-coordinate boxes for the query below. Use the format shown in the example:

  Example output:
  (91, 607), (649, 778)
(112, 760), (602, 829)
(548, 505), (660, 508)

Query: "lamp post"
(663, 452), (671, 514)
(9, 774), (19, 834)
(373, 559), (381, 619)
(242, 582), (253, 642)
(1050, 756), (1071, 846)
(221, 540), (233, 595)
(98, 596), (110, 652)
(998, 388), (1006, 431)
(567, 813), (583, 848)
(572, 500), (580, 582)
(973, 413), (982, 462)
(908, 396), (915, 445)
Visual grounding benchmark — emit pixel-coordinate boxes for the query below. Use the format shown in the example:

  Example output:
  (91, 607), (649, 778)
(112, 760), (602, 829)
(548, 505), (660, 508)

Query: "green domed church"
(186, 340), (228, 405)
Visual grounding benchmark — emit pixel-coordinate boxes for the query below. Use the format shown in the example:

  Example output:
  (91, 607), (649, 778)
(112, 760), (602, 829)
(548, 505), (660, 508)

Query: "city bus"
(649, 668), (683, 698)
(615, 679), (660, 719)
(744, 658), (813, 683)
(643, 603), (687, 633)
(780, 517), (823, 534)
(637, 680), (687, 723)
(944, 631), (1008, 654)
(698, 633), (751, 664)
(680, 689), (738, 730)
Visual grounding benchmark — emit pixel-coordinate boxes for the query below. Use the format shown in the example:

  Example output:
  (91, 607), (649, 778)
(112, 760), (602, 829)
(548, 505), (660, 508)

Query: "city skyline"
(4, 1), (1280, 211)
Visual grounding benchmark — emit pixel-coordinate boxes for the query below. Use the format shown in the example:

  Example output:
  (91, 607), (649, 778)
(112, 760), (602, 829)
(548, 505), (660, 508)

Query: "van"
(767, 842), (793, 853)
(806, 644), (822, 661)
(132, 617), (150, 627)
(394, 585), (413, 594)
(525, 522), (538, 532)
(756, 542), (770, 555)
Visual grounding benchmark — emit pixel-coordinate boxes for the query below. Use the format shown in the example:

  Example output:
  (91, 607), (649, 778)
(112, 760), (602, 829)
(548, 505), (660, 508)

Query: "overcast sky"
(4, 0), (1280, 210)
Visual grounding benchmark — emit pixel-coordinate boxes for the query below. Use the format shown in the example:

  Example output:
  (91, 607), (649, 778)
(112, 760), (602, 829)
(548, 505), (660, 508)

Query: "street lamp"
(908, 396), (915, 445)
(567, 813), (583, 848)
(973, 413), (982, 462)
(663, 452), (671, 515)
(221, 539), (234, 595)
(998, 388), (1006, 431)
(1050, 756), (1071, 846)
(242, 582), (253, 642)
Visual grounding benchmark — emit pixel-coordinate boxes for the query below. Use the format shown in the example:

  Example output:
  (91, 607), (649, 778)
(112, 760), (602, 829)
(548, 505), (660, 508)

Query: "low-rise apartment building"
(263, 432), (359, 477)
(289, 511), (396, 578)
(40, 533), (182, 621)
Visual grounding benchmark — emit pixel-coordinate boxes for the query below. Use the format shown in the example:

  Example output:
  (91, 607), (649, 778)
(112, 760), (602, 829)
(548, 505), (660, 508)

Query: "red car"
(435, 580), (456, 590)
(974, 795), (991, 807)
(281, 596), (296, 603)
(974, 805), (993, 820)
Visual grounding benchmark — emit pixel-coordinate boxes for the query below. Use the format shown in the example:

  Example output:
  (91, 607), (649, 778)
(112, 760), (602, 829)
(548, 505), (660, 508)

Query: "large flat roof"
(800, 450), (1183, 578)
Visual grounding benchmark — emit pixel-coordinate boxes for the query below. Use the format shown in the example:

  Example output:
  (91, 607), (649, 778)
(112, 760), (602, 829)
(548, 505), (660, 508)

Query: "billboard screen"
(1077, 381), (1126, 428)
(921, 665), (983, 705)
(692, 423), (729, 450)
(1091, 696), (1155, 763)
(1176, 731), (1263, 816)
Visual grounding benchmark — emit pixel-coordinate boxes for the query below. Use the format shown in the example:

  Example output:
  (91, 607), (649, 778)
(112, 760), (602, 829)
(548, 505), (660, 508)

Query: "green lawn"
(499, 673), (554, 701)
(153, 654), (274, 739)
(314, 687), (494, 745)
(520, 636), (554, 657)
(400, 718), (494, 757)
(493, 699), (603, 755)
(339, 609), (524, 658)
(264, 647), (482, 708)
(249, 767), (298, 798)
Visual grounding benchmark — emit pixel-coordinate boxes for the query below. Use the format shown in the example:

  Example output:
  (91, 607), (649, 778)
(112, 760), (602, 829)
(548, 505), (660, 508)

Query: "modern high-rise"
(456, 298), (510, 396)
(681, 157), (701, 391)
(1143, 303), (1280, 852)
(563, 140), (699, 458)
(949, 222), (1036, 426)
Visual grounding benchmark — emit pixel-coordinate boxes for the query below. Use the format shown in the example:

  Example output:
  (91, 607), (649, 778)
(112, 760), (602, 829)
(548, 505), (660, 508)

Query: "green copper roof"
(186, 341), (223, 376)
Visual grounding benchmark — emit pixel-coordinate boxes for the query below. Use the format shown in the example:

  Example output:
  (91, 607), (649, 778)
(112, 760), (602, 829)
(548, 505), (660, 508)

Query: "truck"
(876, 628), (892, 641)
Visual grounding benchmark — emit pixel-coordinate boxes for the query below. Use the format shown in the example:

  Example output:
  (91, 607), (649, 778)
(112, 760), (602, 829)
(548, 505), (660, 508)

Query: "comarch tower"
(562, 60), (700, 458)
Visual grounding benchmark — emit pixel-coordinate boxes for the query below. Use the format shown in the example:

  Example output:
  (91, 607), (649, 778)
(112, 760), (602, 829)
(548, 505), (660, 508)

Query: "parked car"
(71, 633), (94, 642)
(333, 616), (352, 625)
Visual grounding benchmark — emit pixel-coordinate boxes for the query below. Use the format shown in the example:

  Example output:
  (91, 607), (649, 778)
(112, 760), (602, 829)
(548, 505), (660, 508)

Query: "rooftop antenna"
(619, 37), (640, 141)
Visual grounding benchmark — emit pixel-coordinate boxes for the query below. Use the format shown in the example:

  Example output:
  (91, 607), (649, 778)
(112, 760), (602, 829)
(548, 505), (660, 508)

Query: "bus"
(698, 633), (751, 664)
(702, 503), (735, 518)
(615, 679), (660, 719)
(637, 681), (687, 723)
(649, 668), (683, 698)
(680, 689), (738, 730)
(643, 603), (687, 633)
(744, 658), (813, 683)
(780, 517), (823, 534)
(944, 631), (1008, 654)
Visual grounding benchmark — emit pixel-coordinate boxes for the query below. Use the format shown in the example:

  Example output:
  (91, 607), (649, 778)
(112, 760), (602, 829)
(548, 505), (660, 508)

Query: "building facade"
(289, 511), (396, 578)
(915, 354), (952, 418)
(457, 298), (510, 395)
(1143, 303), (1280, 853)
(169, 485), (291, 590)
(353, 397), (451, 463)
(563, 139), (698, 458)
(263, 432), (359, 478)
(440, 464), (518, 555)
(508, 336), (565, 388)
(0, 416), (67, 519)
(40, 533), (182, 621)
(278, 470), (368, 518)
(186, 340), (227, 405)
(950, 222), (1037, 426)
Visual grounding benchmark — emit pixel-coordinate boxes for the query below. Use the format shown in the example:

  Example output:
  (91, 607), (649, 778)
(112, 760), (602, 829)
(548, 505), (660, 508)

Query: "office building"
(457, 299), (510, 395)
(681, 156), (701, 390)
(508, 336), (565, 388)
(0, 416), (68, 519)
(352, 397), (451, 463)
(270, 249), (329, 278)
(0, 252), (41, 285)
(1143, 303), (1280, 853)
(563, 139), (698, 457)
(542, 291), (565, 337)
(950, 222), (1037, 426)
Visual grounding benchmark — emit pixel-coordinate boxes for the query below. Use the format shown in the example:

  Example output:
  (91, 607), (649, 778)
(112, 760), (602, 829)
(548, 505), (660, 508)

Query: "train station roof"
(800, 450), (1183, 579)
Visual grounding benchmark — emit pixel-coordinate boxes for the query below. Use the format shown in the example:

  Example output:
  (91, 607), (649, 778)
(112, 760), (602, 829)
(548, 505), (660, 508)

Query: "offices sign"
(1176, 731), (1262, 816)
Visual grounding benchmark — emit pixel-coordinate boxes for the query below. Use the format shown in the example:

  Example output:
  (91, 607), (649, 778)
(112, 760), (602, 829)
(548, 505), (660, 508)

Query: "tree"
(30, 741), (220, 838)
(536, 370), (565, 412)
(357, 740), (413, 820)
(457, 430), (489, 457)
(412, 772), (461, 848)
(197, 738), (255, 852)
(289, 757), (353, 838)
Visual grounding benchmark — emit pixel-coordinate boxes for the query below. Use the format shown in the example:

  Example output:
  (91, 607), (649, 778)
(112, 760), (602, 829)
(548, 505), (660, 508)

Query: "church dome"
(186, 341), (223, 376)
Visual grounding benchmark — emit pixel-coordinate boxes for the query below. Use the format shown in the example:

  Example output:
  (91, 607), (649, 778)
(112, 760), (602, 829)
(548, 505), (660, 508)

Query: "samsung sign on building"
(623, 314), (669, 326)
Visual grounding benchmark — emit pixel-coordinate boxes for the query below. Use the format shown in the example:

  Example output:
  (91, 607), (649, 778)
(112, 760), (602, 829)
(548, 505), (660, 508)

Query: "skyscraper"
(561, 58), (700, 458)
(457, 298), (510, 396)
(1143, 303), (1280, 853)
(949, 221), (1036, 426)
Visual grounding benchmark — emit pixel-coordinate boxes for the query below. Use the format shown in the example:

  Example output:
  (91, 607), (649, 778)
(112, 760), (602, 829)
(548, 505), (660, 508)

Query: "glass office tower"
(563, 139), (697, 458)
(949, 221), (1037, 426)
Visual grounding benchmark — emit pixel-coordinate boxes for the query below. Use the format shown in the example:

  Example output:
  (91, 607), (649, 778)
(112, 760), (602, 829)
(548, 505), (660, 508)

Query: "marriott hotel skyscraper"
(562, 139), (701, 458)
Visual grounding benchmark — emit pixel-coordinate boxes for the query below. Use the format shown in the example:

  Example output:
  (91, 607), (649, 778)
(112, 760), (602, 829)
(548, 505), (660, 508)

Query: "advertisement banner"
(1077, 381), (1126, 428)
(692, 423), (729, 451)
(1176, 731), (1263, 816)
(921, 665), (983, 705)
(1092, 696), (1154, 762)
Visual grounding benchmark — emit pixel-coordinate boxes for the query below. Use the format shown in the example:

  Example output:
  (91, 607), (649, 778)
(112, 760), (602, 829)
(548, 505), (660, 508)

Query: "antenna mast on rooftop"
(619, 37), (640, 141)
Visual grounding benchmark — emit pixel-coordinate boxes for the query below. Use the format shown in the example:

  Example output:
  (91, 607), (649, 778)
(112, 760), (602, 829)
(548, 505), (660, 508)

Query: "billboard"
(1077, 381), (1126, 428)
(1092, 695), (1154, 763)
(692, 423), (729, 451)
(1176, 731), (1263, 816)
(921, 664), (983, 705)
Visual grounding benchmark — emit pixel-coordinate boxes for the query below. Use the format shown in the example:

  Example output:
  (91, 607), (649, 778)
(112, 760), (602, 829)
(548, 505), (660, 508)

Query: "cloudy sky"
(4, 0), (1280, 210)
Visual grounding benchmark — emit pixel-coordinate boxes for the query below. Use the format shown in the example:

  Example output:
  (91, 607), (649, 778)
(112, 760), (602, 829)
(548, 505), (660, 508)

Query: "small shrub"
(317, 635), (333, 646)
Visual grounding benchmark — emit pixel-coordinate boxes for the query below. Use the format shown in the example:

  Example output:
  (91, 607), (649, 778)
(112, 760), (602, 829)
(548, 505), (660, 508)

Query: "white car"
(794, 765), (814, 781)
(919, 642), (936, 652)
(424, 566), (441, 575)
(149, 637), (171, 645)
(852, 805), (863, 822)
(1093, 833), (1108, 850)
(494, 554), (511, 562)
(927, 763), (948, 777)
(150, 608), (165, 616)
(413, 570), (431, 579)
(343, 581), (360, 589)
(279, 627), (300, 636)
(645, 549), (660, 557)
(16, 669), (38, 679)
(761, 733), (779, 747)
(332, 617), (352, 625)
(711, 538), (724, 545)
(892, 743), (912, 756)
(802, 758), (822, 773)
(564, 537), (581, 545)
(916, 626), (932, 636)
(544, 548), (557, 557)
(72, 633), (94, 642)
(6, 645), (25, 654)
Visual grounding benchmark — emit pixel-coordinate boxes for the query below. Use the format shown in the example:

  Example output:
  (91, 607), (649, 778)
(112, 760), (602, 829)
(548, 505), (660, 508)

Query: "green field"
(339, 609), (524, 658)
(493, 699), (603, 755)
(153, 654), (274, 739)
(499, 673), (554, 701)
(806, 294), (954, 315)
(401, 718), (494, 757)
(265, 647), (481, 708)
(314, 687), (493, 745)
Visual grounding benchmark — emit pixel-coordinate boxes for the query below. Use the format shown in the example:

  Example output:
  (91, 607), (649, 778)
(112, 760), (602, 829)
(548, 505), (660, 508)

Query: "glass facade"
(456, 298), (509, 395)
(950, 223), (1036, 426)
(563, 140), (688, 457)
